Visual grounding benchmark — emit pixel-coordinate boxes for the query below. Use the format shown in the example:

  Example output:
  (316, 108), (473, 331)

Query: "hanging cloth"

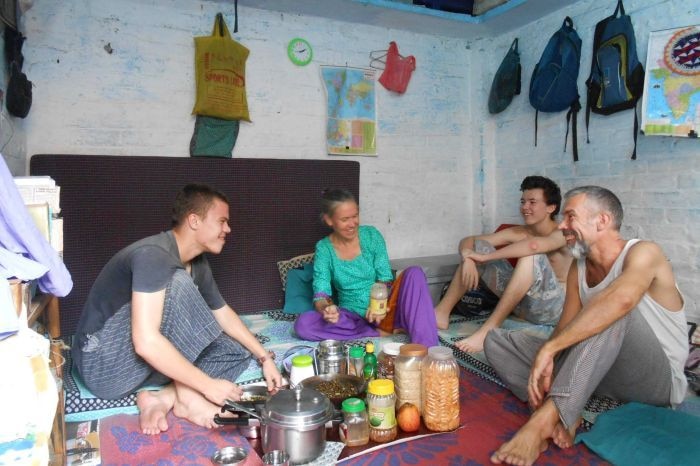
(378, 42), (416, 94)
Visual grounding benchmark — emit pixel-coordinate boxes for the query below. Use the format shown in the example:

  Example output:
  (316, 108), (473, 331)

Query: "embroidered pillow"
(277, 252), (314, 290)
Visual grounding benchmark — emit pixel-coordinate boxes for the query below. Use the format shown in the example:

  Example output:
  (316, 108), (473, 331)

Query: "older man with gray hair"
(485, 186), (688, 466)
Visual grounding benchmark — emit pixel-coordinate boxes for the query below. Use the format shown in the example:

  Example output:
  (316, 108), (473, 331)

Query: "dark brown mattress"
(30, 154), (360, 335)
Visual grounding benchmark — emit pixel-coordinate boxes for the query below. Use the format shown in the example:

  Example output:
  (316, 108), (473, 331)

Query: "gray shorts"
(475, 239), (564, 325)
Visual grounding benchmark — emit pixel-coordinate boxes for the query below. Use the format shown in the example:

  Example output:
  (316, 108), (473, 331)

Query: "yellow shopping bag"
(192, 13), (250, 122)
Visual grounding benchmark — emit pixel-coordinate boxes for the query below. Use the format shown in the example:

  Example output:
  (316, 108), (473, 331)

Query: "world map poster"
(321, 66), (377, 156)
(641, 26), (700, 137)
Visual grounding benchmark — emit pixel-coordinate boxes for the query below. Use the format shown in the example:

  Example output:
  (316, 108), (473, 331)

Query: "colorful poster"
(321, 66), (377, 156)
(641, 26), (700, 137)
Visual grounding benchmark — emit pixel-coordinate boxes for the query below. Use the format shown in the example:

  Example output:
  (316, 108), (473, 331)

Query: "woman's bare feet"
(455, 328), (489, 353)
(552, 417), (581, 449)
(136, 385), (176, 435)
(491, 399), (559, 466)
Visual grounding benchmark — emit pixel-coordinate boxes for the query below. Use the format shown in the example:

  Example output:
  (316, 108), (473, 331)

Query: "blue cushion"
(283, 263), (314, 314)
(576, 402), (700, 466)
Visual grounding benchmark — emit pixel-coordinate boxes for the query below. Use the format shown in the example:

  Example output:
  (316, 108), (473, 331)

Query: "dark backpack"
(585, 0), (644, 160)
(488, 38), (521, 114)
(439, 280), (499, 318)
(529, 17), (582, 161)
(6, 61), (32, 118)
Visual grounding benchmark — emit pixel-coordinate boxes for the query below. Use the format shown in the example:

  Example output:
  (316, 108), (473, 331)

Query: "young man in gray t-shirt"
(72, 183), (282, 434)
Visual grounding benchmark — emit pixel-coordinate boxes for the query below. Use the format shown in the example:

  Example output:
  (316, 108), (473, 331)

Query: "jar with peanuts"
(394, 343), (427, 413)
(421, 346), (459, 432)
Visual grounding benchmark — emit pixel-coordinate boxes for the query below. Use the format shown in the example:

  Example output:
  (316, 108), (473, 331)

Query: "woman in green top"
(294, 189), (438, 347)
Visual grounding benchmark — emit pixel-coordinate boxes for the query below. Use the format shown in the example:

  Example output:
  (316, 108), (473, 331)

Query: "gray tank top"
(577, 239), (688, 406)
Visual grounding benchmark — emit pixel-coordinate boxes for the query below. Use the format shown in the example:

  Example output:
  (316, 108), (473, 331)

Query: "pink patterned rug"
(99, 369), (608, 465)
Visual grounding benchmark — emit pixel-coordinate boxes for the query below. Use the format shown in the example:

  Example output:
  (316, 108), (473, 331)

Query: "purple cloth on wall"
(0, 155), (72, 296)
(294, 266), (438, 347)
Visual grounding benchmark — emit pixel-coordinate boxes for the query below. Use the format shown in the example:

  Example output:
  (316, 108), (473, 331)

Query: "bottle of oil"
(363, 342), (377, 380)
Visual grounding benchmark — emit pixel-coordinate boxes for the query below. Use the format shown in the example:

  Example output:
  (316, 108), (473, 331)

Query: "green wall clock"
(287, 38), (313, 66)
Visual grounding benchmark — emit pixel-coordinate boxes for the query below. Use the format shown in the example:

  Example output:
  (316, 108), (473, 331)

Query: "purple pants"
(294, 266), (438, 347)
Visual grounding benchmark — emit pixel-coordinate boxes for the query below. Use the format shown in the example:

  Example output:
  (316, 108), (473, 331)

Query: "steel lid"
(263, 386), (333, 430)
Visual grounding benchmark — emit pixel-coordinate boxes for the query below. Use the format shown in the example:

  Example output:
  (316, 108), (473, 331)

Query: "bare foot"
(455, 329), (488, 353)
(490, 399), (559, 465)
(172, 383), (230, 429)
(435, 305), (451, 330)
(136, 385), (176, 435)
(491, 437), (547, 466)
(552, 417), (581, 449)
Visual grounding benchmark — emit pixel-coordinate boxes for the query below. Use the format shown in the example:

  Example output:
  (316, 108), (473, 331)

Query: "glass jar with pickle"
(377, 342), (403, 380)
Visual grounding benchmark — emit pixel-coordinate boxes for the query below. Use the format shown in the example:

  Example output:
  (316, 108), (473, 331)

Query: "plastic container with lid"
(366, 379), (397, 443)
(421, 346), (460, 432)
(377, 342), (403, 380)
(394, 343), (427, 412)
(339, 397), (370, 447)
(348, 345), (365, 377)
(289, 354), (315, 388)
(369, 282), (388, 316)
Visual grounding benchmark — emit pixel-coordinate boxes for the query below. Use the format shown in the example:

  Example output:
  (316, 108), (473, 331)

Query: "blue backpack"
(529, 17), (583, 161)
(585, 0), (644, 160)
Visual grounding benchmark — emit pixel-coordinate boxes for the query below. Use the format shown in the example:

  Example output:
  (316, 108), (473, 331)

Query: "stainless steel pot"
(315, 339), (347, 375)
(217, 386), (335, 465)
(261, 386), (334, 464)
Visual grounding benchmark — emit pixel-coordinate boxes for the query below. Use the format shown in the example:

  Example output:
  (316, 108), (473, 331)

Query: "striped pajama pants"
(483, 309), (672, 429)
(78, 270), (252, 400)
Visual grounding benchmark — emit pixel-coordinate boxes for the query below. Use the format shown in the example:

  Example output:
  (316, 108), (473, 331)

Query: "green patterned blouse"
(313, 225), (393, 316)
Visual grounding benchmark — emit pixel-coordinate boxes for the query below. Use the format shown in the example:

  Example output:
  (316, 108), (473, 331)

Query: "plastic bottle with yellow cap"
(366, 379), (397, 443)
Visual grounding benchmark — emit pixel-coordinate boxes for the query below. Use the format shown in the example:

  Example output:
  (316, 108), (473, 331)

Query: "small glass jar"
(289, 354), (315, 388)
(421, 346), (460, 432)
(394, 343), (427, 413)
(339, 397), (369, 447)
(377, 342), (403, 380)
(369, 282), (388, 316)
(366, 379), (397, 443)
(348, 346), (365, 377)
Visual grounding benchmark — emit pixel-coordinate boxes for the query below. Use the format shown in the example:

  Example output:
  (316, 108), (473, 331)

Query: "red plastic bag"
(378, 42), (416, 94)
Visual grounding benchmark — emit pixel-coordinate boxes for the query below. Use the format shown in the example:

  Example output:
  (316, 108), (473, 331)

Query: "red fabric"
(99, 369), (606, 465)
(378, 41), (416, 94)
(99, 413), (263, 465)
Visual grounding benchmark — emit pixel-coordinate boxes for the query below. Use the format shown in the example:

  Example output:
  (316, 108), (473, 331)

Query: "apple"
(397, 402), (420, 433)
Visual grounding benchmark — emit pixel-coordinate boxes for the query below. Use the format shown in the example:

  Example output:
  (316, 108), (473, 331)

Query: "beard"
(569, 239), (589, 259)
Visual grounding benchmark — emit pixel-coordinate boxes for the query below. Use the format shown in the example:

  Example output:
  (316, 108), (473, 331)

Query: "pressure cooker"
(217, 386), (335, 464)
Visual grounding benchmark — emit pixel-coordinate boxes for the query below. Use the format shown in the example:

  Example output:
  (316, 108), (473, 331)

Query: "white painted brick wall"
(474, 0), (700, 321)
(20, 0), (474, 265)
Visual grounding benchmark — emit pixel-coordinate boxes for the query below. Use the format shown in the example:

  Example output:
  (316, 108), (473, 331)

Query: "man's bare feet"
(172, 383), (231, 429)
(435, 304), (452, 330)
(455, 329), (488, 353)
(136, 385), (176, 435)
(490, 399), (560, 465)
(552, 417), (581, 449)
